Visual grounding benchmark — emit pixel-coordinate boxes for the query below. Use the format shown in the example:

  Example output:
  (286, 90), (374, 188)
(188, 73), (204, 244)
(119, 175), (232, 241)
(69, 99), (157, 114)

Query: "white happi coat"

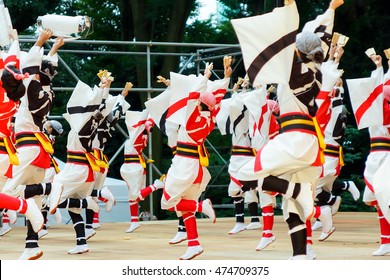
(216, 92), (253, 198)
(91, 94), (130, 193)
(0, 45), (19, 191)
(315, 93), (345, 195)
(236, 83), (322, 183)
(120, 110), (149, 201)
(3, 45), (51, 199)
(362, 126), (390, 204)
(160, 90), (215, 210)
(160, 123), (211, 210)
(347, 67), (389, 205)
(53, 82), (108, 214)
(235, 81), (330, 221)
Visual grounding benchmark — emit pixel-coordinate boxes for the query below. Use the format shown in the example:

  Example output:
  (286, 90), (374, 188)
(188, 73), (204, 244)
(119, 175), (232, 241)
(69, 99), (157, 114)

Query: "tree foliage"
(5, 0), (61, 32)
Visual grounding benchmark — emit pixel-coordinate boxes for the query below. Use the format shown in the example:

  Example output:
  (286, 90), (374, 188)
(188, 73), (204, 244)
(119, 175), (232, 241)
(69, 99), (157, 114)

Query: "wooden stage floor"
(0, 212), (388, 260)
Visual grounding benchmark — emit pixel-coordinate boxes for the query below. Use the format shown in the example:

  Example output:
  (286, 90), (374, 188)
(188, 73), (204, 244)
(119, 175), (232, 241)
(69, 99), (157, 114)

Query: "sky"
(197, 0), (218, 20)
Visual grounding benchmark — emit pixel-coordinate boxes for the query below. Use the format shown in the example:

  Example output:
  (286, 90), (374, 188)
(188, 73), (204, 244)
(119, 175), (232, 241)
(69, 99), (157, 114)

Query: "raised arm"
(370, 54), (382, 69)
(122, 82), (133, 97)
(232, 77), (244, 93)
(97, 69), (114, 89)
(329, 0), (344, 10)
(48, 38), (65, 57)
(157, 75), (170, 87)
(223, 55), (232, 79)
(34, 29), (53, 48)
(204, 62), (214, 79)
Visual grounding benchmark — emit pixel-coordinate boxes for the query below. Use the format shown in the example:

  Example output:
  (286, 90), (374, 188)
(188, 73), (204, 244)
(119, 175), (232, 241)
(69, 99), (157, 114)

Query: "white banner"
(231, 2), (299, 86)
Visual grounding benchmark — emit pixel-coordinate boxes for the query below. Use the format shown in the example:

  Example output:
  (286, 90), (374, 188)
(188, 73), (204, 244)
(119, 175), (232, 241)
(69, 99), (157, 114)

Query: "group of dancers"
(1, 0), (390, 260)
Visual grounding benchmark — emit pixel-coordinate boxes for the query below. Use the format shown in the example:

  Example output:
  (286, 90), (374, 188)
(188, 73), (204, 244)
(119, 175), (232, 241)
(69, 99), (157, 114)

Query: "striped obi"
(124, 154), (146, 168)
(231, 146), (256, 157)
(66, 151), (95, 182)
(370, 137), (390, 152)
(15, 132), (53, 168)
(0, 136), (19, 165)
(280, 113), (317, 135)
(67, 151), (90, 165)
(15, 132), (54, 154)
(324, 144), (344, 166)
(176, 141), (209, 167)
(279, 113), (325, 166)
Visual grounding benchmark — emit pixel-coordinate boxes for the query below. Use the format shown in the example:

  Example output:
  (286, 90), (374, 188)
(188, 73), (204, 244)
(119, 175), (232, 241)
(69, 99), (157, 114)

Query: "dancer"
(216, 78), (262, 235)
(160, 56), (232, 260)
(146, 75), (188, 244)
(232, 0), (345, 259)
(1, 40), (66, 236)
(1, 29), (65, 260)
(347, 52), (390, 256)
(48, 71), (115, 255)
(0, 31), (44, 238)
(255, 98), (281, 251)
(37, 120), (64, 239)
(84, 81), (130, 237)
(120, 107), (163, 233)
(311, 77), (360, 233)
(235, 85), (281, 251)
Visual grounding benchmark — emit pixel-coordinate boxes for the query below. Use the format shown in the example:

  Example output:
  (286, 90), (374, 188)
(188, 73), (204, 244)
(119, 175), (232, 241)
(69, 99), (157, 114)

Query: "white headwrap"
(296, 31), (323, 59)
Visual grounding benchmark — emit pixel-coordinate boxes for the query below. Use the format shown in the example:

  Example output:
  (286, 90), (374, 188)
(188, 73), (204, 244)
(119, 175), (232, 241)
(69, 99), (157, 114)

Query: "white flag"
(231, 2), (299, 86)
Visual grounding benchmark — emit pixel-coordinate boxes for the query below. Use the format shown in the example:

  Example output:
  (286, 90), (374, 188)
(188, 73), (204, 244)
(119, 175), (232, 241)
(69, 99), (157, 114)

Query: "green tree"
(5, 0), (61, 32)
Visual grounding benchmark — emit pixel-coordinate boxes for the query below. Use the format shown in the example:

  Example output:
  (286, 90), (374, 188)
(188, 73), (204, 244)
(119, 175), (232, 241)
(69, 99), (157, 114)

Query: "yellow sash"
(339, 146), (344, 167)
(50, 157), (60, 174)
(85, 152), (102, 172)
(34, 132), (54, 154)
(197, 144), (209, 167)
(252, 148), (257, 156)
(3, 137), (19, 165)
(93, 149), (109, 169)
(138, 154), (147, 169)
(312, 117), (325, 164)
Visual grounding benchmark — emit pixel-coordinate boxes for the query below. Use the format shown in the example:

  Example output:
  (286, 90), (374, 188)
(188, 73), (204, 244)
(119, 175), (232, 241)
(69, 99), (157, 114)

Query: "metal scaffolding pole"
(146, 43), (154, 220)
(19, 36), (239, 48)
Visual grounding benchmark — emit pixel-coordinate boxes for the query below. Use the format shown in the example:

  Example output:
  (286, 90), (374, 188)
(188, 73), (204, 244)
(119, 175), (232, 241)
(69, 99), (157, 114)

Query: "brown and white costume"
(50, 80), (113, 254)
